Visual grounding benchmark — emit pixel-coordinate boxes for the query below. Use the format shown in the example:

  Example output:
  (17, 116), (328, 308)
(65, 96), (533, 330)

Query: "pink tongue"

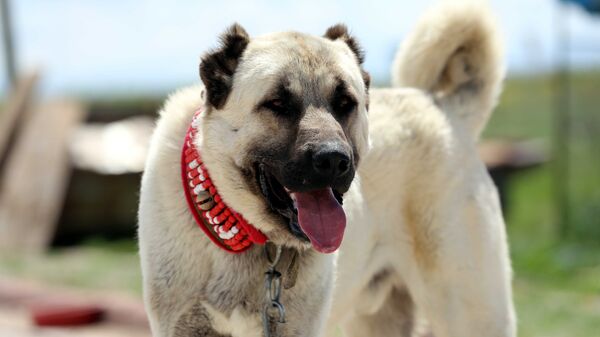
(291, 188), (346, 253)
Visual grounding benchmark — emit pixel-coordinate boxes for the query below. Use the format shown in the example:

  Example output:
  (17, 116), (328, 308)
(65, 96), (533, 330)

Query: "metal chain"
(262, 244), (286, 337)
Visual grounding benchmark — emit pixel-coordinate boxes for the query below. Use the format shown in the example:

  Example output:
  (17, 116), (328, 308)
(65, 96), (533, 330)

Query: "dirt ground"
(0, 277), (150, 337)
(0, 306), (150, 337)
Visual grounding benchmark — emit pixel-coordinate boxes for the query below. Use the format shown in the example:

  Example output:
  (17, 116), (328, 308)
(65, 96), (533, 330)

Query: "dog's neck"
(181, 107), (268, 253)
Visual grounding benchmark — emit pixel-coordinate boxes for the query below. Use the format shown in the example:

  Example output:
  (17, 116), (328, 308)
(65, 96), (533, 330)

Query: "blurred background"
(0, 0), (598, 336)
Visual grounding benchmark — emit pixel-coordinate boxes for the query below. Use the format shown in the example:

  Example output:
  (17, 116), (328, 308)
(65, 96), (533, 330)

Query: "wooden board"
(0, 100), (86, 253)
(0, 72), (38, 166)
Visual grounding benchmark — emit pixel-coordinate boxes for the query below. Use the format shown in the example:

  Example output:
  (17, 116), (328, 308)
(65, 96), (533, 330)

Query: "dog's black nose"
(312, 146), (351, 179)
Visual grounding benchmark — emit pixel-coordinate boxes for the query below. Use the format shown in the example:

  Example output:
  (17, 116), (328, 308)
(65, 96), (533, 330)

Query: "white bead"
(193, 185), (204, 195)
(192, 116), (201, 128)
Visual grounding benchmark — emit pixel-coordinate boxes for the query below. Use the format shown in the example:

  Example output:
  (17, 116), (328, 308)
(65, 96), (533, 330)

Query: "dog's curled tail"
(391, 1), (504, 139)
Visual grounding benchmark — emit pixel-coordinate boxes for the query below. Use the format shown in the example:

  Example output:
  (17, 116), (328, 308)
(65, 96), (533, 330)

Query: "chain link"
(262, 245), (286, 337)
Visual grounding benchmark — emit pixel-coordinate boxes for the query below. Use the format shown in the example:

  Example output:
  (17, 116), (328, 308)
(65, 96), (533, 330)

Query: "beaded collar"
(181, 107), (268, 253)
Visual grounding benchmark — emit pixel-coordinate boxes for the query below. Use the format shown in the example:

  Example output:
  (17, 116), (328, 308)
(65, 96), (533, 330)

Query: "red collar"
(181, 108), (268, 253)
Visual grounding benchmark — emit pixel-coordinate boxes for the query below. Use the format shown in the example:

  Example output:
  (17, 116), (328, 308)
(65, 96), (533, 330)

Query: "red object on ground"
(30, 304), (104, 326)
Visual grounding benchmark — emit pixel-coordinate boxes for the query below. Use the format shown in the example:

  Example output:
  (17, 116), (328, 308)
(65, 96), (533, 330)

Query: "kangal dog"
(138, 2), (516, 337)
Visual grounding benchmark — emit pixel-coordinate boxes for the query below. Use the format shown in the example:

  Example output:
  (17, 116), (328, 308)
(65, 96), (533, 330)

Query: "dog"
(138, 2), (516, 337)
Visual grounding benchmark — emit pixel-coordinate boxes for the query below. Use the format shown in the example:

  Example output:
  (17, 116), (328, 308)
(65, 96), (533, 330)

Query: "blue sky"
(1, 0), (599, 97)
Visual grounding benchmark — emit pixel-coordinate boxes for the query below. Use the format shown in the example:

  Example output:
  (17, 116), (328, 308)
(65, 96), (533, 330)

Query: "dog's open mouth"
(255, 163), (346, 253)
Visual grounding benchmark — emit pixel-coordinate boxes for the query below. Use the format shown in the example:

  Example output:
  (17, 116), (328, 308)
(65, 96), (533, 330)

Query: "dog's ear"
(324, 24), (370, 89)
(200, 23), (250, 109)
(324, 24), (364, 64)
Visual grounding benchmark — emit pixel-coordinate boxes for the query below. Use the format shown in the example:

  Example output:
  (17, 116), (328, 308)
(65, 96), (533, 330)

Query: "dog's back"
(329, 3), (515, 337)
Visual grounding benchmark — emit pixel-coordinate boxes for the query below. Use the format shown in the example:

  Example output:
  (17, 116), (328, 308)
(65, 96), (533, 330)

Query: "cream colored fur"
(139, 2), (516, 337)
(392, 1), (504, 139)
(139, 32), (366, 337)
(328, 2), (515, 337)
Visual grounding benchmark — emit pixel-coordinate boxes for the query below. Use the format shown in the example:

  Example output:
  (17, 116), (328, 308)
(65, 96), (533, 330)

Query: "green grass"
(0, 239), (142, 296)
(514, 278), (600, 337)
(1, 71), (599, 336)
(486, 71), (600, 337)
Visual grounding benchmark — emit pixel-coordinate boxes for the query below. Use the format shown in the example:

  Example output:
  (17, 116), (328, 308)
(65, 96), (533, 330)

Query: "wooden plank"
(0, 72), (39, 166)
(0, 100), (86, 254)
(478, 139), (547, 170)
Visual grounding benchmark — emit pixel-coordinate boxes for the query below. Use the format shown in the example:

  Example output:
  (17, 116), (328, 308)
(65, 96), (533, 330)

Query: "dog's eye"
(333, 95), (357, 116)
(262, 98), (287, 114)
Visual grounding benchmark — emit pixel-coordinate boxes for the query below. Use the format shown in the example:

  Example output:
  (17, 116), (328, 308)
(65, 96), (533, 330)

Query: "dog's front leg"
(402, 186), (516, 337)
(171, 303), (230, 337)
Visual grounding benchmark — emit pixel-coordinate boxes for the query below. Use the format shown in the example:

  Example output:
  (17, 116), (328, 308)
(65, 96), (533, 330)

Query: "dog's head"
(198, 24), (370, 253)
